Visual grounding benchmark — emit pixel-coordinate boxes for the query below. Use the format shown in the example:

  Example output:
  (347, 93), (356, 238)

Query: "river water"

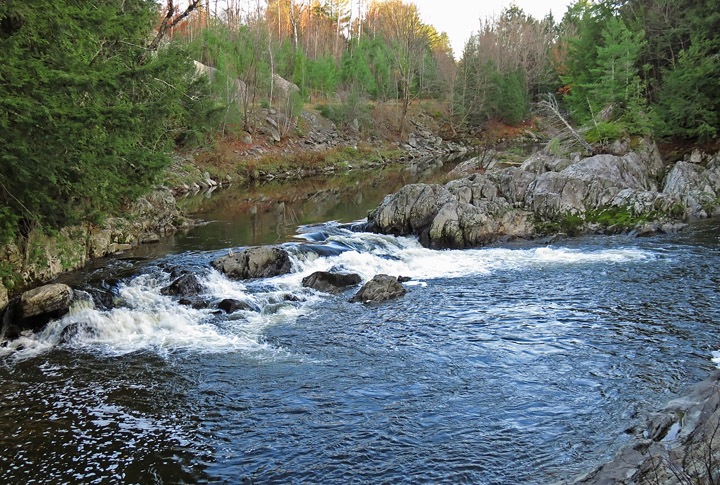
(1, 159), (720, 483)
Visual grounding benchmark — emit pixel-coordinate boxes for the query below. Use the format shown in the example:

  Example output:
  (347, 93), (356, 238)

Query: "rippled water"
(3, 151), (720, 482)
(1, 217), (719, 483)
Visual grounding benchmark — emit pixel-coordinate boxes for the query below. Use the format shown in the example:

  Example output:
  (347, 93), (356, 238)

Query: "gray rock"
(211, 246), (292, 280)
(302, 271), (362, 294)
(349, 275), (407, 304)
(161, 273), (203, 297)
(367, 184), (454, 236)
(573, 371), (720, 485)
(20, 283), (74, 320)
(2, 283), (75, 337)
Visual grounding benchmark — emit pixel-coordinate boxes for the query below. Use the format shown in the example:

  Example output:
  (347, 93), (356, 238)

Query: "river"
(1, 158), (719, 483)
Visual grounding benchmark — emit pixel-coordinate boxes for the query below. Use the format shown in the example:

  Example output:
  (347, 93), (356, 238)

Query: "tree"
(369, 0), (430, 136)
(0, 0), (209, 238)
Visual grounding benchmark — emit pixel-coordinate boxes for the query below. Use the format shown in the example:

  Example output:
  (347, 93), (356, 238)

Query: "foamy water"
(1, 225), (656, 360)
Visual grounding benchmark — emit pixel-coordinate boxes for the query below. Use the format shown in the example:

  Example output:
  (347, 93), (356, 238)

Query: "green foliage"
(584, 121), (627, 144)
(0, 0), (210, 238)
(655, 39), (720, 140)
(493, 70), (529, 125)
(560, 0), (720, 142)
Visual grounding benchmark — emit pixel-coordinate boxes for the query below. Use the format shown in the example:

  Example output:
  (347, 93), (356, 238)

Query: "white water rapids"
(0, 224), (656, 360)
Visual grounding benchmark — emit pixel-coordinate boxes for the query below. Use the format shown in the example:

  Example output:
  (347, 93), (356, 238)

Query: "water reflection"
(174, 157), (456, 251)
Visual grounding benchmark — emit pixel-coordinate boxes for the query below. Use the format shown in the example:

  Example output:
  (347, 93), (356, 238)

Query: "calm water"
(1, 160), (719, 484)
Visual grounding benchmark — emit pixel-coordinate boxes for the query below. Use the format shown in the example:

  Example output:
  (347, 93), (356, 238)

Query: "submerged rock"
(349, 274), (407, 304)
(211, 246), (292, 280)
(161, 273), (203, 297)
(302, 271), (362, 294)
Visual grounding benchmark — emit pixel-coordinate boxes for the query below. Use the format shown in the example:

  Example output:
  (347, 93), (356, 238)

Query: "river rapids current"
(1, 163), (719, 483)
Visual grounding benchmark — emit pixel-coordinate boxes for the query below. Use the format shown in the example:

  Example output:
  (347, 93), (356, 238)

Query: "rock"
(272, 73), (300, 101)
(218, 298), (255, 313)
(573, 371), (720, 485)
(349, 274), (407, 303)
(20, 284), (74, 320)
(211, 246), (292, 280)
(178, 297), (210, 309)
(349, 118), (360, 132)
(397, 276), (412, 283)
(367, 184), (454, 236)
(302, 271), (362, 294)
(663, 161), (720, 218)
(0, 286), (7, 312)
(2, 283), (75, 336)
(161, 273), (203, 297)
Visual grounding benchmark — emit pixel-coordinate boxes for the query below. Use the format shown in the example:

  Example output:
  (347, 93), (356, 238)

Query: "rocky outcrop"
(663, 157), (720, 218)
(349, 274), (407, 303)
(368, 139), (713, 248)
(575, 371), (720, 484)
(302, 271), (362, 294)
(161, 273), (203, 297)
(366, 184), (455, 237)
(0, 187), (191, 306)
(211, 246), (292, 280)
(2, 283), (75, 338)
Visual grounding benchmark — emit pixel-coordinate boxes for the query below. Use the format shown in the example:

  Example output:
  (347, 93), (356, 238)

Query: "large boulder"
(302, 271), (362, 294)
(211, 246), (292, 280)
(349, 275), (407, 304)
(367, 184), (454, 236)
(161, 273), (203, 297)
(2, 283), (75, 337)
(426, 201), (533, 249)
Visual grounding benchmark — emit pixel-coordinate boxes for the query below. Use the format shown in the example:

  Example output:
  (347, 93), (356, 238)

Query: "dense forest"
(0, 0), (718, 243)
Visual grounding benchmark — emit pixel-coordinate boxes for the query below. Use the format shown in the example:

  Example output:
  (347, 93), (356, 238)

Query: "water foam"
(290, 227), (654, 282)
(1, 224), (655, 359)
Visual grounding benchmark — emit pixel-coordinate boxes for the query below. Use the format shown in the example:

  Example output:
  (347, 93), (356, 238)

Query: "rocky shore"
(573, 371), (720, 484)
(367, 138), (720, 248)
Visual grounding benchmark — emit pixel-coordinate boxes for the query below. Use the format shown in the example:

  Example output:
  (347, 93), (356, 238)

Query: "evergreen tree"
(0, 0), (208, 238)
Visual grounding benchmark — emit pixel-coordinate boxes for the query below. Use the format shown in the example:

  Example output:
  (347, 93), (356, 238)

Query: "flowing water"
(1, 160), (720, 484)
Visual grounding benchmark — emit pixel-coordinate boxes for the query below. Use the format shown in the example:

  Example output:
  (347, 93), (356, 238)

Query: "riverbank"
(0, 102), (481, 309)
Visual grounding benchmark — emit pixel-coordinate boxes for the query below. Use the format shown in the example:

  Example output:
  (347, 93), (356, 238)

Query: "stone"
(161, 273), (203, 297)
(218, 298), (256, 313)
(349, 274), (407, 304)
(0, 285), (7, 312)
(302, 271), (362, 294)
(367, 184), (455, 236)
(211, 246), (292, 280)
(2, 283), (75, 336)
(20, 283), (74, 320)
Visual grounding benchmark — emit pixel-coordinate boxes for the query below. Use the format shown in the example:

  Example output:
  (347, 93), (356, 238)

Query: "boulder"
(349, 274), (407, 304)
(367, 184), (454, 236)
(211, 246), (292, 280)
(218, 298), (256, 313)
(178, 297), (210, 310)
(426, 201), (533, 249)
(2, 283), (75, 336)
(161, 273), (203, 297)
(302, 271), (362, 294)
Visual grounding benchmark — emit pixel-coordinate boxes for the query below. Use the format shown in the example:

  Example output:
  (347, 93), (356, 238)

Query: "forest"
(0, 0), (718, 242)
